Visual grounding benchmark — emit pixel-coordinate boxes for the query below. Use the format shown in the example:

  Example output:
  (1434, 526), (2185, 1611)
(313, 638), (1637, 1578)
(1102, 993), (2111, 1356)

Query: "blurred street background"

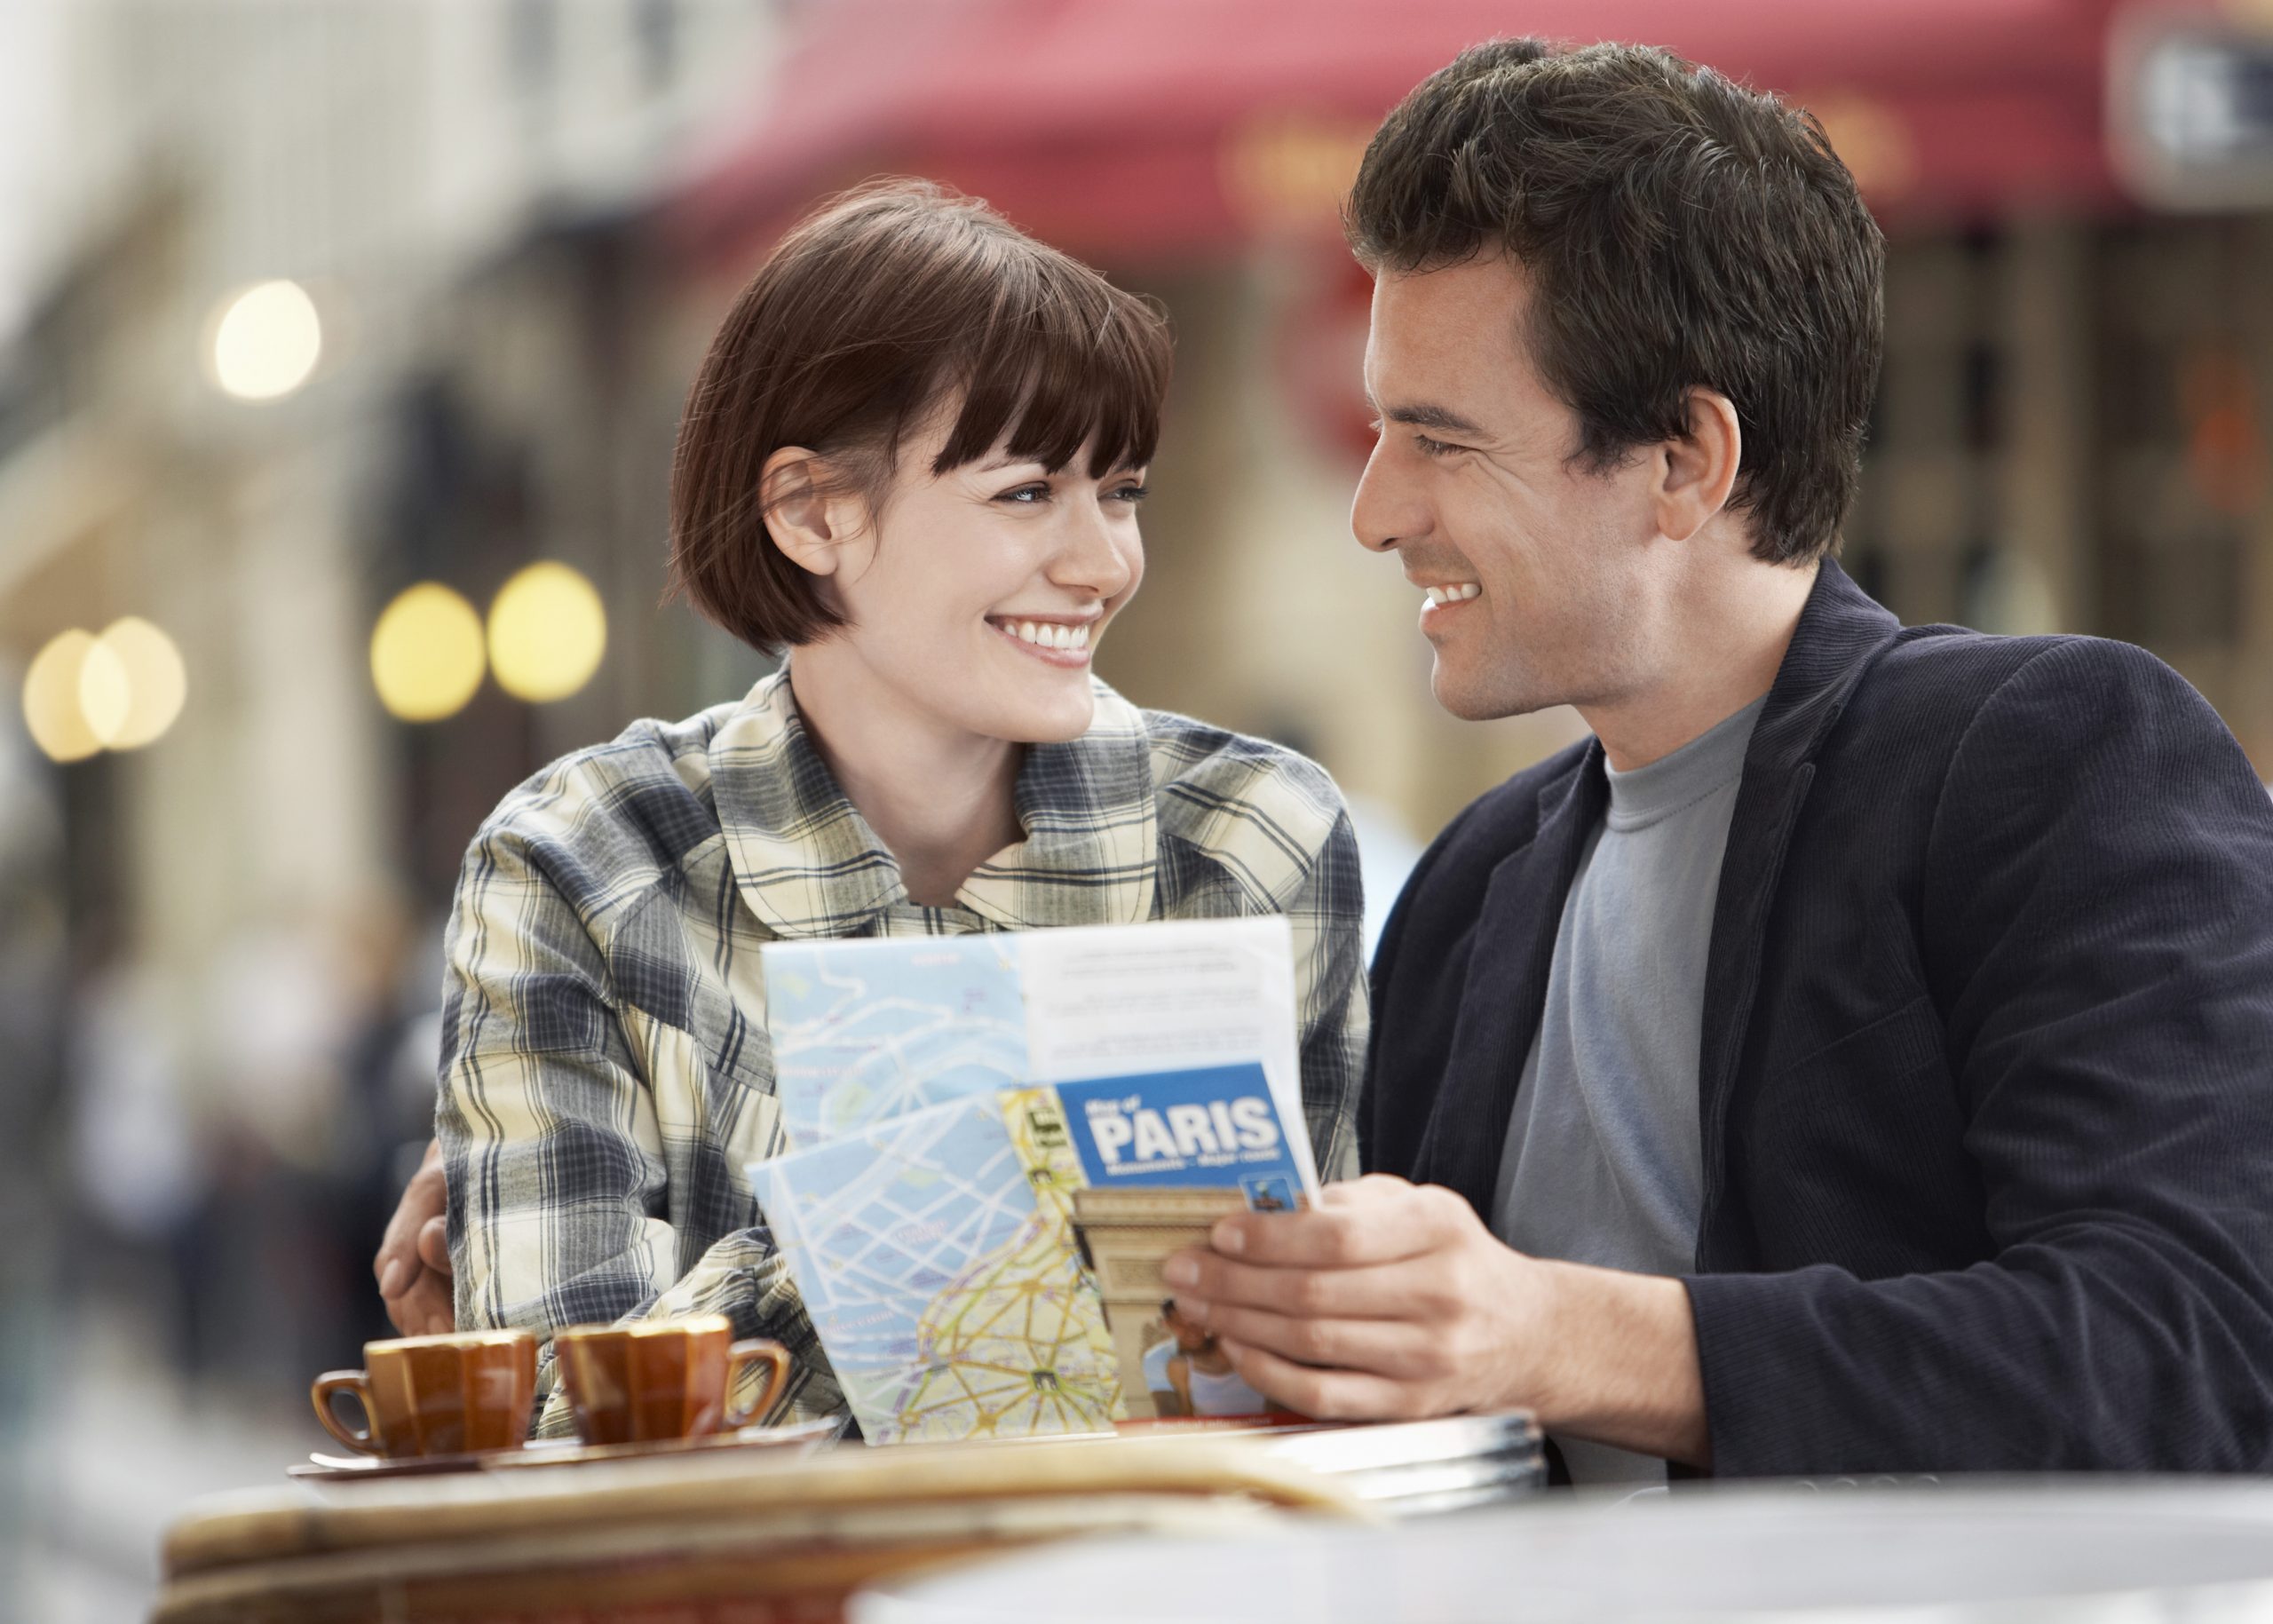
(3, 1), (2271, 1615)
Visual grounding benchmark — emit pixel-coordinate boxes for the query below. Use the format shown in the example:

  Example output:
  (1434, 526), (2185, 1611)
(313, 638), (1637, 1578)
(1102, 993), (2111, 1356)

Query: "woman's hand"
(376, 1138), (455, 1335)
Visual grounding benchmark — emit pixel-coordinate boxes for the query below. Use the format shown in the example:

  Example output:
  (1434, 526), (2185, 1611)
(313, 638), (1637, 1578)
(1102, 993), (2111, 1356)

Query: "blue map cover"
(1051, 1063), (1310, 1210)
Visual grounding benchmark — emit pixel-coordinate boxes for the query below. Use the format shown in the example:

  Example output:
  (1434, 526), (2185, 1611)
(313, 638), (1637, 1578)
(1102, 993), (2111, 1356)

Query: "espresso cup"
(311, 1328), (537, 1458)
(553, 1315), (791, 1447)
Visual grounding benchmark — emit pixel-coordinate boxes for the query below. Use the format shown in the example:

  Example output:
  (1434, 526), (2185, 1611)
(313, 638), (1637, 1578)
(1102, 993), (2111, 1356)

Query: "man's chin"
(1430, 661), (1537, 723)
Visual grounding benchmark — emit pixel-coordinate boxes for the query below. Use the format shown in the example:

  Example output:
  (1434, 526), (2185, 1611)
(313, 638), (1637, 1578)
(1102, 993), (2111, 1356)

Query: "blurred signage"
(2111, 14), (2273, 209)
(1793, 91), (1920, 203)
(1276, 257), (1376, 469)
(1220, 111), (1375, 237)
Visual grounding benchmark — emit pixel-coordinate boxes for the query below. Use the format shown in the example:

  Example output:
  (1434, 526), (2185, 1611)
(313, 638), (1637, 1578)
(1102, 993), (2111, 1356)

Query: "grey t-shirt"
(1491, 696), (1765, 1485)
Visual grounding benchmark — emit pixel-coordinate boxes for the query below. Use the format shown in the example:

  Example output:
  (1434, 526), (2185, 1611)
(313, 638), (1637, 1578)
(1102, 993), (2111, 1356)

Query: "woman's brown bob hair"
(667, 179), (1174, 654)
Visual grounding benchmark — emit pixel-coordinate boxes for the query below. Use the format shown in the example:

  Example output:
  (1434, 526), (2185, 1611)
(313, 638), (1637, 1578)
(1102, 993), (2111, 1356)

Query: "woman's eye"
(1110, 484), (1150, 504)
(997, 483), (1050, 504)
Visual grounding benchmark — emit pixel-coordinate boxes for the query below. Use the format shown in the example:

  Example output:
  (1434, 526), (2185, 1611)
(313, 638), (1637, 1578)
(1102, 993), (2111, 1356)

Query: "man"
(1160, 39), (2273, 1479)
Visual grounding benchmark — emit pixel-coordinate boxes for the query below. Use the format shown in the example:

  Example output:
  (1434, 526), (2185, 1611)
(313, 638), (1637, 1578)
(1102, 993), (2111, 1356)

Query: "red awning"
(667, 0), (2131, 270)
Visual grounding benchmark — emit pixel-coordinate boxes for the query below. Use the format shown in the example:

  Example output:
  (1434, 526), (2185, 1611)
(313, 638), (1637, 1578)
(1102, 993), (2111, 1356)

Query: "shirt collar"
(709, 667), (1159, 939)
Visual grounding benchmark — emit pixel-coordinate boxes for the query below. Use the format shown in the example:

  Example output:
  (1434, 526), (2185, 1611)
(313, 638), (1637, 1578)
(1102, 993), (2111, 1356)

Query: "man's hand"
(1161, 1173), (1710, 1466)
(376, 1138), (455, 1336)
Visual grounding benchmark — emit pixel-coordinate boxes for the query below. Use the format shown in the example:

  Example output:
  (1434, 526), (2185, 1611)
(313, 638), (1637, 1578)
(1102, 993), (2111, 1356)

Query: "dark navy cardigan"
(1364, 559), (2273, 1475)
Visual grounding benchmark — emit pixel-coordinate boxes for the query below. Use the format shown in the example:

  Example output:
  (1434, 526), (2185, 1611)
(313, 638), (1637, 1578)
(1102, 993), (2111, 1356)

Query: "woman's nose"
(1051, 495), (1137, 597)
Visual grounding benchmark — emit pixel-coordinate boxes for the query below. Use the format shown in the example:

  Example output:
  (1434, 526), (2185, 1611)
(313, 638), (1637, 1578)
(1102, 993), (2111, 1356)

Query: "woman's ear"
(761, 447), (859, 578)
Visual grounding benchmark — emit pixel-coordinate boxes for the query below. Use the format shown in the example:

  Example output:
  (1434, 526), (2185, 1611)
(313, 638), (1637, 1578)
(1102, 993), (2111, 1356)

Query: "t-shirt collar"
(1603, 694), (1768, 831)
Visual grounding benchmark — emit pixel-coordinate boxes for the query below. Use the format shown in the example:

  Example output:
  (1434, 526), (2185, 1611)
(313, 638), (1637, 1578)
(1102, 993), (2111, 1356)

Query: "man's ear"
(1654, 388), (1742, 544)
(761, 447), (864, 578)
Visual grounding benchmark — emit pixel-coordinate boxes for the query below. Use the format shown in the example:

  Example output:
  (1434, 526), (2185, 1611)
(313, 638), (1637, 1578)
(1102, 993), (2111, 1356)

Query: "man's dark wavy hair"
(1346, 39), (1885, 566)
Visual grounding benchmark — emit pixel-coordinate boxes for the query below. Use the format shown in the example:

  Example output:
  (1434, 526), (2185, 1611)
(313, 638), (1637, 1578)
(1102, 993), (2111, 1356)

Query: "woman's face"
(811, 406), (1148, 745)
(1162, 1304), (1213, 1352)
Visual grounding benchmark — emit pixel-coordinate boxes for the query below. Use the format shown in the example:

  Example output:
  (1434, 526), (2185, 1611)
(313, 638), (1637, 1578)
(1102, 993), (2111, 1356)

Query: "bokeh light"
(75, 635), (131, 744)
(23, 630), (106, 763)
(94, 617), (189, 749)
(487, 561), (607, 703)
(370, 583), (487, 722)
(209, 279), (323, 400)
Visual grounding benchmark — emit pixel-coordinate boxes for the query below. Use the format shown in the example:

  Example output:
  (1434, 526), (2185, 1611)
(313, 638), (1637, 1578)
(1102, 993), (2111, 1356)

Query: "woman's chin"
(978, 685), (1097, 746)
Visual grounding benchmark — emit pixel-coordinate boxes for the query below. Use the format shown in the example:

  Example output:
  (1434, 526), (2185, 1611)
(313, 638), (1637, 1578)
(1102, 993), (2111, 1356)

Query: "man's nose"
(1351, 442), (1419, 555)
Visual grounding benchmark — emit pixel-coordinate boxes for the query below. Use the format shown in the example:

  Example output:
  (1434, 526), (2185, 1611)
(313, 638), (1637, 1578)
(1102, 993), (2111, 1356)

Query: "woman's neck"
(787, 645), (1025, 908)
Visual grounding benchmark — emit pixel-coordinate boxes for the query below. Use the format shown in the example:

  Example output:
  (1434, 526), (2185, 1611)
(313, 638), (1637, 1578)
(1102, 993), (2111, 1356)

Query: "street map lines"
(748, 1093), (1117, 1443)
(898, 1203), (1116, 1438)
(766, 937), (1028, 1149)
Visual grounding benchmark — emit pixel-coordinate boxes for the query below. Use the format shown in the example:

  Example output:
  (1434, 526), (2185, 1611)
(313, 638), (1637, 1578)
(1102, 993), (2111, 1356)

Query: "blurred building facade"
(0, 0), (782, 1025)
(1844, 214), (2273, 779)
(0, 4), (780, 1612)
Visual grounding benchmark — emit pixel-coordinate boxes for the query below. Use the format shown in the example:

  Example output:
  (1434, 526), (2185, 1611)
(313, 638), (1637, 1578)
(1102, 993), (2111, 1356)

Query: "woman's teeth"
(1006, 620), (1091, 652)
(1424, 583), (1482, 606)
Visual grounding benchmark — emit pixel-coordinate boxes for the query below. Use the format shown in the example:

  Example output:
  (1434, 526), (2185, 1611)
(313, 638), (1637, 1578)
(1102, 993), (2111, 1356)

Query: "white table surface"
(854, 1477), (2273, 1623)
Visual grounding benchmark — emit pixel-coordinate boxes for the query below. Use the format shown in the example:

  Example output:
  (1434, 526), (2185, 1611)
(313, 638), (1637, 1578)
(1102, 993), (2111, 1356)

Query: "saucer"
(289, 1414), (848, 1482)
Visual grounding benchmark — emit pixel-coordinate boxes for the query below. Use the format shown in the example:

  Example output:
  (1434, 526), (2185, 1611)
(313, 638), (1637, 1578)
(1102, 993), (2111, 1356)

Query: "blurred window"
(511, 0), (558, 139)
(637, 0), (680, 95)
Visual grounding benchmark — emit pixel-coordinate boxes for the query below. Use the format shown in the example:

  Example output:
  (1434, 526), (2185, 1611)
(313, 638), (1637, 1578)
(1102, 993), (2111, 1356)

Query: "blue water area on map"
(762, 936), (1031, 1150)
(1054, 1063), (1305, 1201)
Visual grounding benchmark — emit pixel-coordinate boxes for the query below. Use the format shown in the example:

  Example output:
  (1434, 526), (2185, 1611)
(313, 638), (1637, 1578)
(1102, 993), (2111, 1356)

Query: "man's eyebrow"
(1371, 399), (1486, 436)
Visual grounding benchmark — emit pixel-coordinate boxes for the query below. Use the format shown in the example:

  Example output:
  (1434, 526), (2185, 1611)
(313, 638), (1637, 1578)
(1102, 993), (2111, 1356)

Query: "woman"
(1147, 1299), (1271, 1419)
(376, 180), (1366, 1434)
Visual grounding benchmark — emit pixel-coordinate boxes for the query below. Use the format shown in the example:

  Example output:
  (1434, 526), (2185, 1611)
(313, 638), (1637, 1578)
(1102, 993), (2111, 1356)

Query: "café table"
(856, 1476), (2273, 1622)
(152, 1430), (1364, 1623)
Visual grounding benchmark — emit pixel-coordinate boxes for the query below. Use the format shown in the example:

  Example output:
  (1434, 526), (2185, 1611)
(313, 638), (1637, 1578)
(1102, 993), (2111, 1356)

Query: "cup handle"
(721, 1340), (793, 1430)
(312, 1369), (380, 1454)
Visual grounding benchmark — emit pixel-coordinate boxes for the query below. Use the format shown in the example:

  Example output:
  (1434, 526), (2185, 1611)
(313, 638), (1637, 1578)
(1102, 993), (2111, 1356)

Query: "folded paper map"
(761, 917), (1318, 1189)
(749, 920), (1318, 1442)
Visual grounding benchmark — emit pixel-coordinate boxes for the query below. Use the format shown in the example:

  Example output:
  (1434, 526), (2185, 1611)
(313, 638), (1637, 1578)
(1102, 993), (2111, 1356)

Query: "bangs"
(930, 253), (1171, 479)
(668, 178), (1176, 655)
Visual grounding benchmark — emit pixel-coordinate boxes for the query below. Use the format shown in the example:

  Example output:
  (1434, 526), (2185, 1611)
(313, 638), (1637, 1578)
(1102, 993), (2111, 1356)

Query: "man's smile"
(1419, 582), (1482, 625)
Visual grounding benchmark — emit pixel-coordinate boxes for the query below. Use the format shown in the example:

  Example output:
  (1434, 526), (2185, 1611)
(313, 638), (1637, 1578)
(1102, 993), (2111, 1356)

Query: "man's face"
(1351, 256), (1669, 721)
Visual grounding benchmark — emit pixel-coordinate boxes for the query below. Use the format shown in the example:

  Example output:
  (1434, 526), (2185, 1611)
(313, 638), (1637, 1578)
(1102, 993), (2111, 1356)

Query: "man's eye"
(1415, 434), (1464, 458)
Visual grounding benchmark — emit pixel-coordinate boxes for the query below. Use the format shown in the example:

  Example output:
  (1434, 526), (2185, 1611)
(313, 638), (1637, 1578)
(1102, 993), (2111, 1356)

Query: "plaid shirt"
(438, 669), (1366, 1433)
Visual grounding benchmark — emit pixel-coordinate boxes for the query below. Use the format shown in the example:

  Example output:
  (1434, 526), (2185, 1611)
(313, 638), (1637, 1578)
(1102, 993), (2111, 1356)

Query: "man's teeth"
(1010, 620), (1091, 651)
(1424, 584), (1482, 606)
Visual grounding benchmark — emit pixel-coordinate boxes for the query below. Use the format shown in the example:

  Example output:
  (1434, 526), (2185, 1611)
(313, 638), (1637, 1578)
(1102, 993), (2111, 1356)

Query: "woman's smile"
(987, 613), (1098, 668)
